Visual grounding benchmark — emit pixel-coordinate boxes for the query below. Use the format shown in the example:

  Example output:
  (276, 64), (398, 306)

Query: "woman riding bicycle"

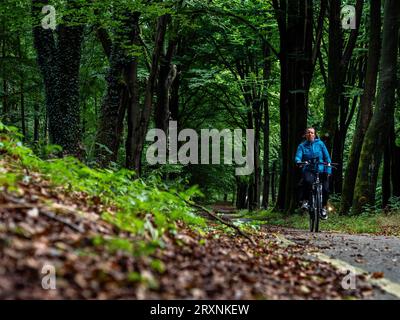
(295, 127), (331, 219)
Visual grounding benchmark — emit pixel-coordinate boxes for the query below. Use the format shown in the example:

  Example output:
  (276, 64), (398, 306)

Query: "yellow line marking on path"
(273, 233), (400, 299)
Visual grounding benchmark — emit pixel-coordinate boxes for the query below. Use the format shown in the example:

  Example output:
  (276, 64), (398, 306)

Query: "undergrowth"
(0, 122), (206, 247)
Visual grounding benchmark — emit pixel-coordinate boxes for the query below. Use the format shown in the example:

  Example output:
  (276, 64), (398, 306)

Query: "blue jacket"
(295, 138), (332, 174)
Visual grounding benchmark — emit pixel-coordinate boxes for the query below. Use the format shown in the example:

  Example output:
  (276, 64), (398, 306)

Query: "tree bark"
(32, 0), (84, 157)
(33, 102), (40, 144)
(285, 0), (312, 213)
(95, 13), (139, 166)
(321, 0), (363, 155)
(382, 137), (391, 209)
(274, 0), (314, 213)
(155, 17), (177, 133)
(125, 14), (169, 173)
(390, 126), (400, 197)
(352, 0), (400, 214)
(340, 0), (381, 214)
(262, 42), (271, 209)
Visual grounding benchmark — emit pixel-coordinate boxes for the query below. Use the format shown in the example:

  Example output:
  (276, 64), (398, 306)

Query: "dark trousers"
(298, 171), (329, 206)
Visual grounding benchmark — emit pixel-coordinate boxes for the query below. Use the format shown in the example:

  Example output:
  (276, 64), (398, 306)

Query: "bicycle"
(297, 158), (338, 233)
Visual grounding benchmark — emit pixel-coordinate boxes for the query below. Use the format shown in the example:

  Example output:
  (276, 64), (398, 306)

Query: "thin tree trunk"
(271, 160), (277, 204)
(273, 0), (288, 211)
(262, 99), (270, 209)
(253, 101), (261, 209)
(382, 138), (391, 208)
(33, 103), (40, 144)
(1, 23), (8, 120)
(262, 42), (271, 209)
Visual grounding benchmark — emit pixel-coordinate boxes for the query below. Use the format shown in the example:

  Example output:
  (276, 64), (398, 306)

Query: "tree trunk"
(55, 21), (84, 157)
(32, 0), (83, 157)
(273, 0), (288, 211)
(274, 0), (313, 213)
(284, 0), (312, 213)
(252, 101), (261, 210)
(271, 160), (277, 204)
(155, 19), (177, 132)
(33, 103), (40, 144)
(340, 0), (381, 214)
(262, 99), (270, 209)
(95, 13), (139, 166)
(391, 125), (400, 197)
(262, 42), (271, 209)
(352, 0), (400, 214)
(236, 178), (247, 209)
(125, 14), (169, 173)
(382, 137), (391, 208)
(1, 23), (8, 121)
(321, 0), (343, 153)
(321, 0), (363, 155)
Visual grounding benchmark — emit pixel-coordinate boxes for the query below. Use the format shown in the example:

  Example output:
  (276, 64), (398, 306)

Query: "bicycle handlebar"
(296, 161), (339, 170)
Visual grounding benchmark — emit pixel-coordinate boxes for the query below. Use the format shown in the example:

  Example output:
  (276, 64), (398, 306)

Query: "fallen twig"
(175, 194), (256, 246)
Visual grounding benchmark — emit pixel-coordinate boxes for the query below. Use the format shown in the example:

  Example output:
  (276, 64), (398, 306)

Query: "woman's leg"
(303, 171), (314, 202)
(322, 173), (330, 206)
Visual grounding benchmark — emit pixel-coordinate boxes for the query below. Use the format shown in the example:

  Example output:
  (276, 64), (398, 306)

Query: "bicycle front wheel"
(314, 186), (322, 233)
(309, 194), (315, 232)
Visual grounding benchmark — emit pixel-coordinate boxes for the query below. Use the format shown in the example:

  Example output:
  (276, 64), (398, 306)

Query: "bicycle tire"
(309, 193), (315, 232)
(314, 186), (322, 233)
(309, 208), (314, 232)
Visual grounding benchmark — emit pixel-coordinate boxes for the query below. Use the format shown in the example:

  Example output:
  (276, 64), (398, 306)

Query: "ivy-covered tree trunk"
(55, 22), (84, 156)
(352, 0), (400, 214)
(32, 0), (84, 157)
(340, 0), (381, 215)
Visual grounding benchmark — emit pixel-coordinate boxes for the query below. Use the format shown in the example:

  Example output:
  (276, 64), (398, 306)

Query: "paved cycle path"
(265, 226), (400, 299)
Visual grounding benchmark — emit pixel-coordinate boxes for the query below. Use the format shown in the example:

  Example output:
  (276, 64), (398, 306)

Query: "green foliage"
(0, 122), (206, 242)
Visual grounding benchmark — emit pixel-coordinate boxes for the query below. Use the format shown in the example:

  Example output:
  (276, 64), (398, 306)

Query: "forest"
(1, 0), (400, 301)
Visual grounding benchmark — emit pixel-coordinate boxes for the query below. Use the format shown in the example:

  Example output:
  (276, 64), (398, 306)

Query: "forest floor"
(0, 174), (397, 299)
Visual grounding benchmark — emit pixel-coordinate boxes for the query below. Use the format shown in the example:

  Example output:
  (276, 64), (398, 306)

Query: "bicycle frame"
(297, 158), (338, 233)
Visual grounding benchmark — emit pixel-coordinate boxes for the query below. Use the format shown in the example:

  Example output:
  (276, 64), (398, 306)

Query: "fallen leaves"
(0, 159), (377, 300)
(371, 272), (384, 279)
